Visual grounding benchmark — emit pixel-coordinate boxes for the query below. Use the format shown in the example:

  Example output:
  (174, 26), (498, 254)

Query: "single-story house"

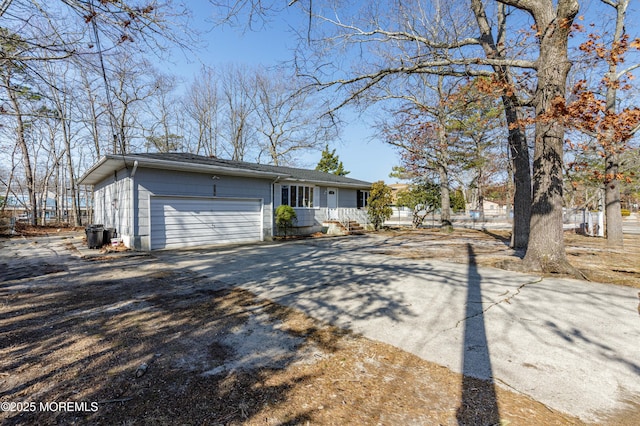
(78, 152), (372, 250)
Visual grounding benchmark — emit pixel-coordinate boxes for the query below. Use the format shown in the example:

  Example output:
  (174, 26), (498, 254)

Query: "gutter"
(77, 156), (110, 185)
(122, 155), (288, 180)
(280, 177), (372, 189)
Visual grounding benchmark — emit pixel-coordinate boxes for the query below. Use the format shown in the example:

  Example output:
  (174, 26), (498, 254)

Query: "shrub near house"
(367, 181), (393, 230)
(275, 205), (297, 238)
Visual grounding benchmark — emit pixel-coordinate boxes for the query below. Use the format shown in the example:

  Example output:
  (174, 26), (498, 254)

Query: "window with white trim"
(281, 185), (316, 208)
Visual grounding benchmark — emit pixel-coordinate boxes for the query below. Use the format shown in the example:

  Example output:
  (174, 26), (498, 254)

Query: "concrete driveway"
(155, 234), (640, 423)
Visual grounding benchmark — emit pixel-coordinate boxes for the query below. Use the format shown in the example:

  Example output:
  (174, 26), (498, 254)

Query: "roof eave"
(79, 155), (290, 185)
(77, 156), (115, 185)
(281, 177), (371, 189)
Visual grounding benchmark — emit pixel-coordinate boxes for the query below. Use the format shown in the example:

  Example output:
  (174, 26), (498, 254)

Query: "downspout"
(131, 160), (138, 178)
(129, 160), (138, 248)
(271, 175), (281, 240)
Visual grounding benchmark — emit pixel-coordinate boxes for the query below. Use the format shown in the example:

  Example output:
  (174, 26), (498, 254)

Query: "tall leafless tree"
(143, 72), (184, 153)
(1, 41), (39, 225)
(469, 0), (532, 249)
(77, 65), (109, 159)
(253, 66), (337, 166)
(0, 0), (193, 224)
(219, 63), (257, 161)
(107, 53), (159, 153)
(595, 0), (639, 247)
(183, 66), (221, 157)
(382, 74), (472, 228)
(40, 61), (84, 225)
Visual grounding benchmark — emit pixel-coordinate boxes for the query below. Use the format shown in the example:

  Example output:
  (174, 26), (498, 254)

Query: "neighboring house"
(78, 153), (372, 250)
(471, 199), (506, 217)
(3, 193), (57, 221)
(482, 199), (505, 216)
(387, 183), (410, 204)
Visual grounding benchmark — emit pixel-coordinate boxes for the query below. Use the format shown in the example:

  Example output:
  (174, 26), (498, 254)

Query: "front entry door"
(327, 188), (338, 220)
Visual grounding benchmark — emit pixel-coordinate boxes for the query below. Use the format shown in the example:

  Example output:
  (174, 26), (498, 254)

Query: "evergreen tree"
(315, 145), (350, 176)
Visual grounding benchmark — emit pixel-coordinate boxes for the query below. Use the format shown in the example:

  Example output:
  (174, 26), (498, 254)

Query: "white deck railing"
(325, 208), (369, 230)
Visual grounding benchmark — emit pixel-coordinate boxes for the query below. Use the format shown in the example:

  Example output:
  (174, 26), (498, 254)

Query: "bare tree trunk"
(520, 0), (579, 273)
(60, 117), (80, 226)
(439, 165), (452, 227)
(505, 96), (531, 249)
(64, 148), (80, 226)
(1, 176), (12, 216)
(605, 153), (624, 245)
(47, 62), (82, 227)
(436, 122), (452, 228)
(6, 77), (38, 226)
(471, 0), (531, 248)
(56, 162), (63, 222)
(0, 145), (18, 216)
(41, 181), (49, 225)
(505, 153), (514, 226)
(80, 70), (103, 158)
(600, 0), (630, 248)
(476, 167), (484, 220)
(88, 188), (94, 225)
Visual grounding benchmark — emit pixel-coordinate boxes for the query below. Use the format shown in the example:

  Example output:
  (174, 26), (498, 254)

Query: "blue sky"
(164, 3), (401, 184)
(164, 0), (640, 185)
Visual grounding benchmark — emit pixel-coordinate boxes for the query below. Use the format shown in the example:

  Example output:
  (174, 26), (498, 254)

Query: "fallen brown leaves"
(377, 227), (640, 288)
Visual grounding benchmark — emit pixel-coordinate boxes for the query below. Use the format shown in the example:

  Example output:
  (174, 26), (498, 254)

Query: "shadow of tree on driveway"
(456, 243), (500, 425)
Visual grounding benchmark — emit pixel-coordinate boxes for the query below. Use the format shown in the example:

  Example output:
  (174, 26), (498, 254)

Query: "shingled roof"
(79, 152), (372, 189)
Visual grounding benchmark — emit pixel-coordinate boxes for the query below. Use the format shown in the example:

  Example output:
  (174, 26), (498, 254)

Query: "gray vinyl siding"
(83, 153), (372, 249)
(292, 208), (317, 228)
(338, 188), (358, 208)
(92, 167), (132, 242)
(134, 168), (273, 250)
(316, 187), (358, 208)
(317, 186), (328, 207)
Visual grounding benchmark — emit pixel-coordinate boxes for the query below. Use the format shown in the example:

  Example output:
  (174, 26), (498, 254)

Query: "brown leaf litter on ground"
(1, 226), (639, 425)
(375, 226), (640, 288)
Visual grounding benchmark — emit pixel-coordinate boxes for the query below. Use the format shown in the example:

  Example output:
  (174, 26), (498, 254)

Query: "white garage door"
(150, 197), (263, 250)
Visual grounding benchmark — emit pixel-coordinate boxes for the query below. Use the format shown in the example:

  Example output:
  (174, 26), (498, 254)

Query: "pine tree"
(315, 145), (350, 176)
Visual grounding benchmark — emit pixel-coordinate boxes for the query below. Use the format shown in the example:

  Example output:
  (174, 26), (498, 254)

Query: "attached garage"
(79, 153), (372, 251)
(150, 196), (263, 250)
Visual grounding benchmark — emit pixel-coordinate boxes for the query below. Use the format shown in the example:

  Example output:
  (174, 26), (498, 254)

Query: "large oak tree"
(214, 0), (585, 272)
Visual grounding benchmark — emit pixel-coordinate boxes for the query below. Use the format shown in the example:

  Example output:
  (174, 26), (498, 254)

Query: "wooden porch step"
(347, 221), (365, 234)
(322, 220), (366, 235)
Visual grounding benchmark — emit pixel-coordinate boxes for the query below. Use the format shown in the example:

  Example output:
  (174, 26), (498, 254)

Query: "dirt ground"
(374, 226), (640, 289)
(1, 225), (638, 425)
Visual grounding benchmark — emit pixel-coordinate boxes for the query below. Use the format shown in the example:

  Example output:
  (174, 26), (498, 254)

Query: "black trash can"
(86, 224), (104, 249)
(103, 228), (116, 245)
